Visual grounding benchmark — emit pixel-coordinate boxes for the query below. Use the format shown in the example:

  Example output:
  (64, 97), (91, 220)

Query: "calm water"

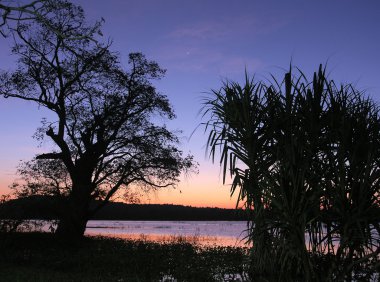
(85, 220), (249, 247)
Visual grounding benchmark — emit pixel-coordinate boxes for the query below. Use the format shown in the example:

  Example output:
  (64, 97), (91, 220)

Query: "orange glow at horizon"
(144, 182), (240, 209)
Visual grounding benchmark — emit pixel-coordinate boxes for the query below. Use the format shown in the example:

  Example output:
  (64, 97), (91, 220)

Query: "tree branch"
(36, 152), (63, 160)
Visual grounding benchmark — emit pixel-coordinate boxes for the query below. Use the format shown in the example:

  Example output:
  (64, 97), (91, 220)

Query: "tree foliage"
(1, 0), (48, 37)
(202, 66), (380, 281)
(0, 0), (195, 238)
(0, 0), (103, 39)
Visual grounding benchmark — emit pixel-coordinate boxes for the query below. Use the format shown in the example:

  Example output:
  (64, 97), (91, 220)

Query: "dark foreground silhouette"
(0, 232), (249, 281)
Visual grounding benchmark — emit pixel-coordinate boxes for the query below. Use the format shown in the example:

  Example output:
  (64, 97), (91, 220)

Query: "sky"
(0, 0), (379, 208)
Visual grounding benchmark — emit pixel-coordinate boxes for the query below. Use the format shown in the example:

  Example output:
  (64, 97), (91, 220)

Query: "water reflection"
(85, 220), (249, 247)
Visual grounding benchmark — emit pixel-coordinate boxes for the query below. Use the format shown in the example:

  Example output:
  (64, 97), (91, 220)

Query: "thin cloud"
(167, 13), (290, 42)
(168, 22), (228, 40)
(157, 46), (263, 76)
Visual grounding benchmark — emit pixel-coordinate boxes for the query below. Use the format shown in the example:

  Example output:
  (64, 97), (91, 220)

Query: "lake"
(84, 220), (249, 247)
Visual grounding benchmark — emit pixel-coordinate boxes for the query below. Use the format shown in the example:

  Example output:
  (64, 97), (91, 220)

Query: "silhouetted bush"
(203, 65), (380, 281)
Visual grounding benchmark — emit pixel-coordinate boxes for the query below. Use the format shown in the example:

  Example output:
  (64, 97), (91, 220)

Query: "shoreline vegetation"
(1, 230), (378, 281)
(0, 232), (250, 282)
(0, 196), (246, 221)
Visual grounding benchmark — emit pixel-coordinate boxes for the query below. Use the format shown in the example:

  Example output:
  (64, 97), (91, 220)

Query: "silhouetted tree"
(203, 66), (380, 281)
(0, 0), (195, 239)
(0, 0), (46, 36)
(12, 157), (143, 205)
(11, 158), (71, 198)
(0, 0), (102, 39)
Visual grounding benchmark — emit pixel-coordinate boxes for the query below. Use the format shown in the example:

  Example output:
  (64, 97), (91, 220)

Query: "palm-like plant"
(202, 65), (380, 281)
(203, 74), (278, 279)
(322, 86), (380, 280)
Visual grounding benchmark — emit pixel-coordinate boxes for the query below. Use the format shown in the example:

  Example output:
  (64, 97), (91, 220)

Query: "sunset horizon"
(1, 1), (379, 211)
(1, 1), (379, 280)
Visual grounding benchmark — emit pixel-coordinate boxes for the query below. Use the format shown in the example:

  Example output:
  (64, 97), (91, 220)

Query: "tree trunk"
(56, 207), (87, 239)
(56, 186), (90, 239)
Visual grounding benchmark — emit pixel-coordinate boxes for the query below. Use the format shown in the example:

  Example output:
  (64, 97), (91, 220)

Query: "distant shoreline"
(0, 196), (247, 221)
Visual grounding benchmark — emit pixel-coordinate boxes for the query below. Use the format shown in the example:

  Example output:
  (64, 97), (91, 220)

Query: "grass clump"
(0, 232), (249, 281)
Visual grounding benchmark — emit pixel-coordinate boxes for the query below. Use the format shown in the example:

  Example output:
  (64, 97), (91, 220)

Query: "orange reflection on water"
(86, 231), (249, 247)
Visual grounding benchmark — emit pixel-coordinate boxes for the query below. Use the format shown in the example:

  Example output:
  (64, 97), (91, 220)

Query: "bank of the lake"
(0, 232), (249, 282)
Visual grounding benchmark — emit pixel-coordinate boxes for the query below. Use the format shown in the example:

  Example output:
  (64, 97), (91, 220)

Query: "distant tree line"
(0, 196), (245, 221)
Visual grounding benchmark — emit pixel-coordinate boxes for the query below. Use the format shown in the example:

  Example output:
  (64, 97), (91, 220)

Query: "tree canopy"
(1, 0), (46, 36)
(0, 0), (195, 238)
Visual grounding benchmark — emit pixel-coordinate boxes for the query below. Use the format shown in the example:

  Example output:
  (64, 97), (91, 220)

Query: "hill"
(0, 196), (246, 221)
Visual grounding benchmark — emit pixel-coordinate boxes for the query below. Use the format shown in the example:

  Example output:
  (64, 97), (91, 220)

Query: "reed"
(0, 232), (249, 281)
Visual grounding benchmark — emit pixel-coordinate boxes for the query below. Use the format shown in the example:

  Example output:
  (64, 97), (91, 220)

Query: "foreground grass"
(0, 232), (249, 282)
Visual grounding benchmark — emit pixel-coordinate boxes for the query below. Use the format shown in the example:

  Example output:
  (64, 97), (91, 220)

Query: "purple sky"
(0, 0), (379, 207)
